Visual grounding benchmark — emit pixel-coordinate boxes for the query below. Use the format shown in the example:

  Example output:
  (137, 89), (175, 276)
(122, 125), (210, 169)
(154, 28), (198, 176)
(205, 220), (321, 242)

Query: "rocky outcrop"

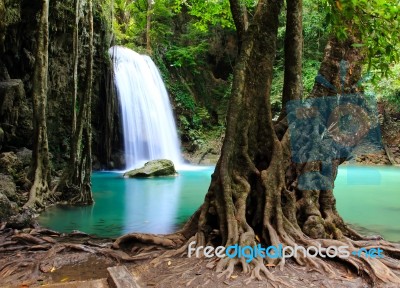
(0, 79), (32, 149)
(0, 0), (113, 170)
(0, 173), (16, 200)
(123, 159), (178, 178)
(15, 147), (31, 167)
(6, 207), (36, 229)
(0, 172), (18, 222)
(0, 192), (15, 222)
(0, 151), (22, 175)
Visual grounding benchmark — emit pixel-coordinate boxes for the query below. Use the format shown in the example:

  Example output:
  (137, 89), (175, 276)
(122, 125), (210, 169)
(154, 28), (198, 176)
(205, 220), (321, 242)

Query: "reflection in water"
(335, 166), (400, 242)
(37, 167), (213, 237)
(122, 175), (182, 234)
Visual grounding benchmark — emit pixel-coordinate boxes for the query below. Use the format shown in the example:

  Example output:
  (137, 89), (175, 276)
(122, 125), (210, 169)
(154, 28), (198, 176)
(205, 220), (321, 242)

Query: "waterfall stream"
(110, 46), (182, 169)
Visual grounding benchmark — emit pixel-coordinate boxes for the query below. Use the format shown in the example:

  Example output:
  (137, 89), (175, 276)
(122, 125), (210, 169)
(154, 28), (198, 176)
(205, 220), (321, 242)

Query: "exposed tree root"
(0, 228), (140, 286)
(113, 232), (186, 250)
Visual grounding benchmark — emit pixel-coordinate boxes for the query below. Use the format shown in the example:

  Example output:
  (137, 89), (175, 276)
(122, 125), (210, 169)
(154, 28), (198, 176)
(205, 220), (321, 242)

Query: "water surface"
(38, 166), (400, 241)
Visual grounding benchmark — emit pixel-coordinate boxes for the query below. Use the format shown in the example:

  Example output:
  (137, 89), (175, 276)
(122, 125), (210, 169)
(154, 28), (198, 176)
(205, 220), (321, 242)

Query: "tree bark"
(194, 0), (285, 257)
(279, 0), (303, 120)
(229, 0), (248, 48)
(81, 0), (94, 204)
(25, 0), (51, 209)
(0, 0), (5, 52)
(146, 0), (153, 54)
(71, 0), (80, 142)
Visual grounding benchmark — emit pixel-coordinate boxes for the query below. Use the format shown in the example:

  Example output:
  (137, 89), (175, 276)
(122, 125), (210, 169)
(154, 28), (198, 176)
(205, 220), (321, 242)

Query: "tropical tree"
(25, 0), (51, 209)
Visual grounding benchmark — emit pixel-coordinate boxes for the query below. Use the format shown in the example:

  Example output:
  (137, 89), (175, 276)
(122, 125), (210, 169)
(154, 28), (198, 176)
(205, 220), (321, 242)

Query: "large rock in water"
(123, 159), (178, 178)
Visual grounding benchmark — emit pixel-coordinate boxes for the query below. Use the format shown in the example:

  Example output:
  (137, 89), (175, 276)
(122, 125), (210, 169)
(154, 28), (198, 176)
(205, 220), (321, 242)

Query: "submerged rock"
(123, 159), (178, 178)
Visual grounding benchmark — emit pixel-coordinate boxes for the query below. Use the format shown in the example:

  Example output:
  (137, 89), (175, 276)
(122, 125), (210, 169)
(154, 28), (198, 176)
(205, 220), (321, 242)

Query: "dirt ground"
(1, 227), (399, 288)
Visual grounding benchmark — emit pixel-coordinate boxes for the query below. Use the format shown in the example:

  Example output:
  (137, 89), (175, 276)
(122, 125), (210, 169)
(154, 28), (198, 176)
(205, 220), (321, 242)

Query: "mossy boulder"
(0, 152), (22, 175)
(7, 208), (36, 229)
(0, 193), (12, 221)
(0, 173), (16, 201)
(123, 159), (178, 178)
(0, 192), (18, 222)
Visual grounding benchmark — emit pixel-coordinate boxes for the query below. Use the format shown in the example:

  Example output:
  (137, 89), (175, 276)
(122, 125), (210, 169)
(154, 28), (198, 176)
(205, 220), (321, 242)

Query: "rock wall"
(0, 0), (113, 171)
(0, 0), (114, 222)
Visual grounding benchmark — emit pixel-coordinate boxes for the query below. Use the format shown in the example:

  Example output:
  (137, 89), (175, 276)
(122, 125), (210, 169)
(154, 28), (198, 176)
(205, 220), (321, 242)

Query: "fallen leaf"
(167, 261), (171, 266)
(231, 275), (238, 279)
(61, 277), (69, 282)
(50, 267), (56, 273)
(265, 264), (276, 267)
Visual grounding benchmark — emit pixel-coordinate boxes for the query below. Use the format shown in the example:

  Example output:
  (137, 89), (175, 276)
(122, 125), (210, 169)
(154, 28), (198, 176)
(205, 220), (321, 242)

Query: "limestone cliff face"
(0, 0), (113, 170)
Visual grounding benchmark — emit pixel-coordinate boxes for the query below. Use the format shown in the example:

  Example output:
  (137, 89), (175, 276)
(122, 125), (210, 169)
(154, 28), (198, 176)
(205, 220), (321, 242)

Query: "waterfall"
(109, 46), (182, 169)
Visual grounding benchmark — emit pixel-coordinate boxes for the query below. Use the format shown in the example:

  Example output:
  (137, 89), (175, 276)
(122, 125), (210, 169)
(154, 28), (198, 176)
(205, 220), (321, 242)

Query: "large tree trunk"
(25, 0), (51, 209)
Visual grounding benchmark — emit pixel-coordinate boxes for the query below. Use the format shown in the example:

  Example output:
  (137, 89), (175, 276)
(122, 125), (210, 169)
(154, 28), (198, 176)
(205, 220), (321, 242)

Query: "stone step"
(43, 278), (108, 288)
(107, 266), (141, 288)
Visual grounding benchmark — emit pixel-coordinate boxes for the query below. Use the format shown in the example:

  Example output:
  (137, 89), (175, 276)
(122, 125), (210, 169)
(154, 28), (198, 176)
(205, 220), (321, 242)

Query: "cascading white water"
(109, 46), (182, 169)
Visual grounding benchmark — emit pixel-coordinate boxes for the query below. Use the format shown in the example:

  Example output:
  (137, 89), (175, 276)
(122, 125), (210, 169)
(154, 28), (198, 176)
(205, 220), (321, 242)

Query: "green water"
(38, 166), (400, 241)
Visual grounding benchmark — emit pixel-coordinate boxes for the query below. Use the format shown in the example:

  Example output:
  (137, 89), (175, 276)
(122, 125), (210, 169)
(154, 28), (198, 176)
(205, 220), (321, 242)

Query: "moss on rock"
(123, 159), (178, 178)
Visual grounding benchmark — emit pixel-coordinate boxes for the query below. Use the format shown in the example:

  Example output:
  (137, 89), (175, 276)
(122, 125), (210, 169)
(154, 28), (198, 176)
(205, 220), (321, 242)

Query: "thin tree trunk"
(279, 0), (303, 120)
(71, 0), (80, 149)
(0, 0), (5, 52)
(25, 0), (51, 209)
(82, 0), (94, 203)
(229, 0), (248, 48)
(146, 0), (152, 54)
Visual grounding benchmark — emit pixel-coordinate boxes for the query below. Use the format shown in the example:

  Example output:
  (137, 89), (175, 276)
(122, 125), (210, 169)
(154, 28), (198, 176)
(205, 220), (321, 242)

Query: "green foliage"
(323, 0), (400, 76)
(163, 22), (209, 72)
(302, 59), (321, 95)
(270, 0), (328, 113)
(165, 43), (208, 71)
(173, 0), (235, 32)
(303, 0), (328, 59)
(364, 63), (400, 110)
(112, 0), (148, 47)
(169, 82), (210, 145)
(170, 82), (196, 111)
